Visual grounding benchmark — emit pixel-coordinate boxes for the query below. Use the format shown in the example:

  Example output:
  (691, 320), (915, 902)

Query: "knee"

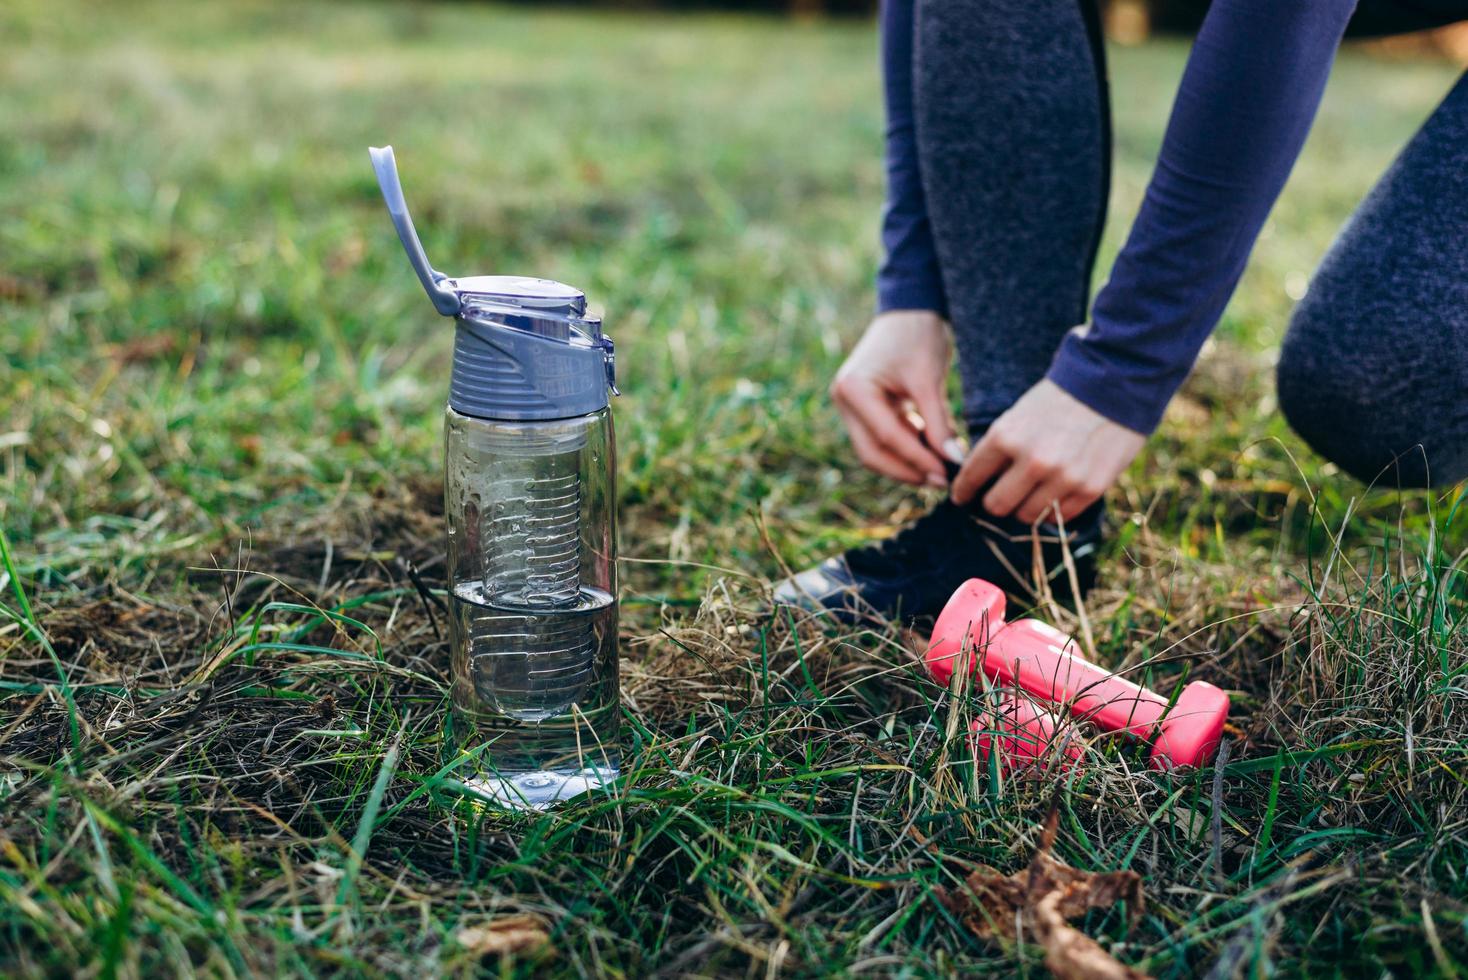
(1277, 301), (1455, 488)
(1276, 326), (1371, 483)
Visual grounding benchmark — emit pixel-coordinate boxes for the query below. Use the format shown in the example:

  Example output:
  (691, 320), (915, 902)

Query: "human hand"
(830, 310), (962, 487)
(951, 378), (1145, 523)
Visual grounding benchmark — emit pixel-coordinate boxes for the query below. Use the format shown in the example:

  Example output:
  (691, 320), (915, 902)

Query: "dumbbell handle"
(984, 620), (1168, 740)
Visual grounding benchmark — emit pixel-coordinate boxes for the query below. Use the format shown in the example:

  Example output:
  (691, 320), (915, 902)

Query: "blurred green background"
(3, 0), (1461, 577)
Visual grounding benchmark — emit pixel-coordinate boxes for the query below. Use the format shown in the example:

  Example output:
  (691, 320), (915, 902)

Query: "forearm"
(1048, 0), (1358, 434)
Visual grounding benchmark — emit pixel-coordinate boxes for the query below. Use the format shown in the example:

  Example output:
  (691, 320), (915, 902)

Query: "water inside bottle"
(448, 582), (620, 808)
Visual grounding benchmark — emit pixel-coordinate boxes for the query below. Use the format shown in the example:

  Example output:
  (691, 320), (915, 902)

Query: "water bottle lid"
(368, 145), (617, 420)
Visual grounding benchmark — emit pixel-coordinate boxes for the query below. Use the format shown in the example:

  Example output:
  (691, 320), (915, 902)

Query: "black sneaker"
(771, 499), (1104, 626)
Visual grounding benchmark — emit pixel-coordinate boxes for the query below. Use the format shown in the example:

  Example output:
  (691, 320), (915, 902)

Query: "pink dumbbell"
(926, 579), (1229, 770)
(971, 690), (1082, 772)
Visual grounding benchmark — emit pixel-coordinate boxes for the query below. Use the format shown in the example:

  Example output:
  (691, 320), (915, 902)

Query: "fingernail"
(927, 473), (947, 488)
(942, 438), (965, 464)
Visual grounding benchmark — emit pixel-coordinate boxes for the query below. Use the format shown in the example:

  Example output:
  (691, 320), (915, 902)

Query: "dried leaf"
(1033, 888), (1150, 980)
(454, 914), (551, 958)
(936, 810), (1150, 980)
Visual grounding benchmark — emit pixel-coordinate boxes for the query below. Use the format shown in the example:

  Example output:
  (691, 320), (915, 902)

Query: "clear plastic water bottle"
(369, 147), (620, 808)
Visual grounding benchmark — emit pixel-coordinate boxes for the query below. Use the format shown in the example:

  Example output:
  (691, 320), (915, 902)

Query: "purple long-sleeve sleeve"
(876, 0), (948, 316)
(878, 0), (1361, 431)
(1047, 0), (1358, 433)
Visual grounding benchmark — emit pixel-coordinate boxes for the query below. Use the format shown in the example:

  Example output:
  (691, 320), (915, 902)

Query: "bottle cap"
(368, 146), (616, 420)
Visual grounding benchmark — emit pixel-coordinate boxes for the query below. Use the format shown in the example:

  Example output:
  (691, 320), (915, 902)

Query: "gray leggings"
(915, 0), (1468, 488)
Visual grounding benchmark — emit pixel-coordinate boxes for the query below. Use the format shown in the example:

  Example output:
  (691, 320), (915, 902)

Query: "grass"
(2, 0), (1466, 975)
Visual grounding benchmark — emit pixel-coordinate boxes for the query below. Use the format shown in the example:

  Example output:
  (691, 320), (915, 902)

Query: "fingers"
(834, 387), (931, 485)
(979, 451), (1048, 517)
(839, 407), (930, 485)
(1014, 479), (1072, 525)
(1056, 492), (1101, 523)
(1006, 467), (1110, 524)
(947, 377), (1141, 519)
(950, 430), (1010, 506)
(911, 385), (961, 466)
(832, 375), (947, 485)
